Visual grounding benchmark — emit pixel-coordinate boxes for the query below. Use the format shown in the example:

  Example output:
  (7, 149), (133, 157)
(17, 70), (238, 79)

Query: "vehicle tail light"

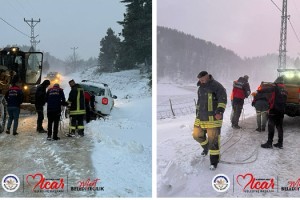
(102, 98), (108, 105)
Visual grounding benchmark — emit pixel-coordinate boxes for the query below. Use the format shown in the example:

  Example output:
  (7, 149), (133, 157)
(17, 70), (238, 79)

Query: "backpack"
(255, 82), (275, 108)
(272, 83), (288, 113)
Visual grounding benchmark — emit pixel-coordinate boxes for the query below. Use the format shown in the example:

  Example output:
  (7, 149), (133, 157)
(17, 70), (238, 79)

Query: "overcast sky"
(1, 0), (125, 60)
(157, 0), (300, 59)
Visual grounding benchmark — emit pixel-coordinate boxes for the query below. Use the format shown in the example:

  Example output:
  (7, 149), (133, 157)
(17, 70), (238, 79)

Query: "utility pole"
(278, 0), (288, 70)
(24, 18), (41, 51)
(71, 47), (78, 69)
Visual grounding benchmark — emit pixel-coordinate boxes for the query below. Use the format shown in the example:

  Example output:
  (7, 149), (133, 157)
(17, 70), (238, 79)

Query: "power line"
(288, 18), (300, 43)
(270, 0), (300, 47)
(270, 0), (282, 12)
(24, 18), (41, 51)
(0, 17), (30, 38)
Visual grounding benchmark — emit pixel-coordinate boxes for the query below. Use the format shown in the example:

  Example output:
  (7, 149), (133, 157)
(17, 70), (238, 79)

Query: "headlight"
(24, 85), (28, 90)
(285, 72), (295, 79)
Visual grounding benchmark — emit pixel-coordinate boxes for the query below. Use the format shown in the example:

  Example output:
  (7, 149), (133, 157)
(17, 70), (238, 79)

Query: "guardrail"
(157, 96), (252, 120)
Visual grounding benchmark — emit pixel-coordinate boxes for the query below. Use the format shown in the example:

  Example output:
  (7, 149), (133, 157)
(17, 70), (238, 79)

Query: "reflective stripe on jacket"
(68, 84), (86, 115)
(196, 77), (227, 128)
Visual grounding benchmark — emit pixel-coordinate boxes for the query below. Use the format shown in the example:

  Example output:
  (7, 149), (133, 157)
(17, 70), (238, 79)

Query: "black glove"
(215, 107), (225, 115)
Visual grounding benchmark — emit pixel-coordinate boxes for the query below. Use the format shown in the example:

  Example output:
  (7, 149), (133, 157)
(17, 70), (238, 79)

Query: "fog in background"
(158, 0), (300, 59)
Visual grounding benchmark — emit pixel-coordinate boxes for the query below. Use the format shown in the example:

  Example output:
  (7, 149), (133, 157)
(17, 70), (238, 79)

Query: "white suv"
(79, 80), (117, 115)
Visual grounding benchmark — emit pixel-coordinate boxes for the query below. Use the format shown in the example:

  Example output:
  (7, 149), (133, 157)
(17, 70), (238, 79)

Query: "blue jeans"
(7, 107), (20, 133)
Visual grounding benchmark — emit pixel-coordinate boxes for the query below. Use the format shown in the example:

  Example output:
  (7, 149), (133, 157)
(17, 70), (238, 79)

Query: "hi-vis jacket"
(196, 76), (227, 128)
(67, 84), (86, 115)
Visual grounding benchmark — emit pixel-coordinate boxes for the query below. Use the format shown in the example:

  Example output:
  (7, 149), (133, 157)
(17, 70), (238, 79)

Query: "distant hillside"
(157, 26), (296, 83)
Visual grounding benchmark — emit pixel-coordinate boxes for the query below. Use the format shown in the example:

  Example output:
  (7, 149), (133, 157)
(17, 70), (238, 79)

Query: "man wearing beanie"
(192, 71), (227, 170)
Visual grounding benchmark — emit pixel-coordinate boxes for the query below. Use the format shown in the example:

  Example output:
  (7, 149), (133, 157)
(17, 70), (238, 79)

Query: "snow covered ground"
(61, 68), (152, 197)
(0, 68), (151, 198)
(157, 82), (300, 198)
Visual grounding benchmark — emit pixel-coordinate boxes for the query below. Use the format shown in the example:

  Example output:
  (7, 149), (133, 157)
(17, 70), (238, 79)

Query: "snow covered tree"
(116, 0), (152, 70)
(98, 28), (121, 72)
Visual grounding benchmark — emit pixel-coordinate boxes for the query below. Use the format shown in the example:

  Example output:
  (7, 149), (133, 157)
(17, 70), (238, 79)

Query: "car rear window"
(79, 84), (105, 96)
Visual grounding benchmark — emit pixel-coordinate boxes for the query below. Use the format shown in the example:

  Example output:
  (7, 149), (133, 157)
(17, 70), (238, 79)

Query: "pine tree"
(98, 28), (121, 72)
(116, 0), (152, 70)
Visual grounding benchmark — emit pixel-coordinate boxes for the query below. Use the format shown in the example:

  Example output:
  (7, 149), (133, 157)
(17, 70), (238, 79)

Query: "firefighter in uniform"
(192, 71), (227, 170)
(67, 79), (86, 137)
(45, 83), (66, 140)
(231, 75), (251, 129)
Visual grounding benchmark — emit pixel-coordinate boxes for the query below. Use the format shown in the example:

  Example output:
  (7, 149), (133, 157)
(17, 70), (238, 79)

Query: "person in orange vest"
(231, 75), (251, 129)
(261, 81), (288, 149)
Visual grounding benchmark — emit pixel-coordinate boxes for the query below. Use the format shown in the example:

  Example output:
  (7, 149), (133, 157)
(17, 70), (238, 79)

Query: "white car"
(79, 80), (117, 115)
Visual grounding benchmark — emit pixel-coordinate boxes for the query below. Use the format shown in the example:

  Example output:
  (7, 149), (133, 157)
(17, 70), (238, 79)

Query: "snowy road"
(157, 83), (300, 198)
(0, 113), (97, 197)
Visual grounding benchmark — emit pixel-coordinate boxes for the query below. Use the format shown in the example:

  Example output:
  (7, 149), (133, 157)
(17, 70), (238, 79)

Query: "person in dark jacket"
(66, 79), (86, 137)
(45, 83), (66, 140)
(261, 83), (288, 149)
(90, 91), (96, 120)
(5, 82), (23, 135)
(231, 75), (251, 129)
(251, 82), (274, 132)
(35, 80), (50, 133)
(193, 71), (227, 170)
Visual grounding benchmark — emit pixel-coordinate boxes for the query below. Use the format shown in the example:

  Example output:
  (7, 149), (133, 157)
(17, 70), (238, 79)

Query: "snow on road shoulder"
(62, 68), (152, 197)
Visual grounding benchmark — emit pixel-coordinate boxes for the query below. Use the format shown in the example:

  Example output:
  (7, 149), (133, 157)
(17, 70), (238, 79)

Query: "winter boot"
(255, 128), (261, 132)
(209, 163), (218, 170)
(261, 142), (273, 149)
(67, 130), (75, 137)
(273, 143), (283, 149)
(201, 149), (208, 156)
(232, 125), (241, 129)
(13, 132), (18, 136)
(53, 137), (60, 140)
(38, 128), (47, 133)
(78, 130), (84, 137)
(6, 129), (10, 134)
